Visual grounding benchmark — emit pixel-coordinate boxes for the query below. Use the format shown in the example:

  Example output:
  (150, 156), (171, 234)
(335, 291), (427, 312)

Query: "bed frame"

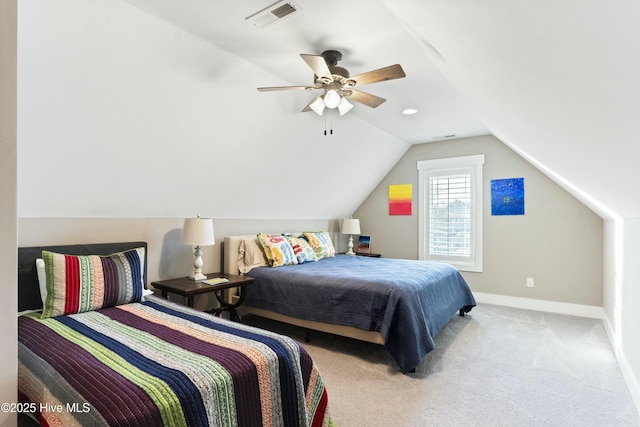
(18, 242), (148, 312)
(223, 235), (385, 345)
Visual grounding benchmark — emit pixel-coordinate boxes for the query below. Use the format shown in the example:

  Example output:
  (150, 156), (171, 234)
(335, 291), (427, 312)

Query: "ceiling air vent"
(246, 1), (301, 29)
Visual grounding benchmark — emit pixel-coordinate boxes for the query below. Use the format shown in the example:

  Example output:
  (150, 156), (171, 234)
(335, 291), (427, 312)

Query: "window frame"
(417, 155), (484, 272)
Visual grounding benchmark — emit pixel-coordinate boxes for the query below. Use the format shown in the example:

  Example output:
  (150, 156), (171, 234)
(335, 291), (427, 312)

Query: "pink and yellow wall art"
(389, 184), (412, 215)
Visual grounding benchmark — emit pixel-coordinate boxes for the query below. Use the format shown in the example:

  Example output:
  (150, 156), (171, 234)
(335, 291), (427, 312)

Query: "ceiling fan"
(257, 50), (406, 116)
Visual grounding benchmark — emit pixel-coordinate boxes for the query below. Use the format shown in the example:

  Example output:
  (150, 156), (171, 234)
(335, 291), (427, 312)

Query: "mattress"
(243, 255), (476, 373)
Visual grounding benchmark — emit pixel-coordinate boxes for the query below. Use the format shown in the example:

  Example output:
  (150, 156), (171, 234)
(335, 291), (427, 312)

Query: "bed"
(224, 234), (476, 373)
(17, 242), (331, 427)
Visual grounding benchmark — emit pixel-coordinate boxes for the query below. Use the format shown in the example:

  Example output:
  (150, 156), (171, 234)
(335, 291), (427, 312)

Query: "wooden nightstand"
(151, 273), (255, 321)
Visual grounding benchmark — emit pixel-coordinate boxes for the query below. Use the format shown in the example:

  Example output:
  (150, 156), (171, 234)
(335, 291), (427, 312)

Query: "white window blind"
(417, 155), (484, 272)
(429, 171), (472, 258)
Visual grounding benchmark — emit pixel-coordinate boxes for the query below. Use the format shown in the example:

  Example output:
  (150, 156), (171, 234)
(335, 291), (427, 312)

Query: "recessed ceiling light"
(402, 108), (418, 115)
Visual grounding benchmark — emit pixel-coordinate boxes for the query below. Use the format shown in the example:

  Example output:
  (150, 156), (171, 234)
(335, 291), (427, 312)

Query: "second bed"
(224, 234), (476, 373)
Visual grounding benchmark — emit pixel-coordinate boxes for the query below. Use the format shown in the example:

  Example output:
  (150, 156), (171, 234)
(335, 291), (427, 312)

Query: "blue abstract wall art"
(491, 178), (525, 216)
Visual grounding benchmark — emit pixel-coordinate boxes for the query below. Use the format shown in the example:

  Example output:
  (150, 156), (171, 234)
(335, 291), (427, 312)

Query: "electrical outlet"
(526, 277), (535, 288)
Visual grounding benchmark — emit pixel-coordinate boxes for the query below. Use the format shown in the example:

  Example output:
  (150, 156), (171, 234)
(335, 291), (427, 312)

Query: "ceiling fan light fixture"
(323, 89), (341, 109)
(309, 96), (326, 116)
(338, 97), (353, 116)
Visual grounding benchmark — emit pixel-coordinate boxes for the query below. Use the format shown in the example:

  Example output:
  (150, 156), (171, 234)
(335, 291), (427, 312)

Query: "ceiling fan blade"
(346, 90), (386, 108)
(349, 64), (406, 86)
(258, 85), (317, 92)
(300, 54), (333, 81)
(301, 98), (315, 112)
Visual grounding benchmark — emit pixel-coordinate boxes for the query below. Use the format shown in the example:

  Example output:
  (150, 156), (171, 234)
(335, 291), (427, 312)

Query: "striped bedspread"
(18, 296), (332, 427)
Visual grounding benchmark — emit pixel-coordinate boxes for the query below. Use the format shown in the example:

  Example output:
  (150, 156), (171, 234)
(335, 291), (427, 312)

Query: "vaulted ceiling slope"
(17, 0), (410, 220)
(386, 0), (640, 219)
(121, 0), (640, 219)
(18, 1), (639, 220)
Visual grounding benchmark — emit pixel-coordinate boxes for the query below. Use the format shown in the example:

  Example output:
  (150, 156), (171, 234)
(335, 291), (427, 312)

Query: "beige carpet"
(242, 303), (640, 427)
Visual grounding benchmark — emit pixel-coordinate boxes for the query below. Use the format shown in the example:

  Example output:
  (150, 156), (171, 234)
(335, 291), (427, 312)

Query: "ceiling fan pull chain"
(321, 111), (335, 136)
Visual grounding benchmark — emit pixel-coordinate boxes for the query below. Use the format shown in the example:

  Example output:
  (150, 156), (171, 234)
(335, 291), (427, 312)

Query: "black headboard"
(18, 242), (148, 312)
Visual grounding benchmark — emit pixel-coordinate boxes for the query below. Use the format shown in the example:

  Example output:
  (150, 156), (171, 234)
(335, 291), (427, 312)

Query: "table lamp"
(341, 217), (361, 256)
(181, 216), (215, 280)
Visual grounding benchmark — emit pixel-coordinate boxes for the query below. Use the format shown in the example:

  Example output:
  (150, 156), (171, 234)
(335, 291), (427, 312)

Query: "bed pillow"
(303, 232), (336, 259)
(284, 234), (318, 264)
(257, 233), (298, 268)
(37, 257), (153, 306)
(35, 258), (47, 305)
(238, 238), (269, 274)
(41, 247), (146, 319)
(37, 257), (152, 307)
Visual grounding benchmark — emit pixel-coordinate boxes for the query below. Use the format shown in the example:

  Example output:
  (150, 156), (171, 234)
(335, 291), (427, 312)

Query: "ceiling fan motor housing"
(329, 65), (349, 78)
(321, 50), (342, 66)
(320, 50), (350, 78)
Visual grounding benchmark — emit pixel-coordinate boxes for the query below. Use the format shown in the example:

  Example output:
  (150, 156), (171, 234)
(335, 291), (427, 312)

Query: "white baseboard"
(473, 292), (604, 319)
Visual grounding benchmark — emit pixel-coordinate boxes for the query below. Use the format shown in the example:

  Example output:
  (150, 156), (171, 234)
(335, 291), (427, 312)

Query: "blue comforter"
(244, 255), (476, 372)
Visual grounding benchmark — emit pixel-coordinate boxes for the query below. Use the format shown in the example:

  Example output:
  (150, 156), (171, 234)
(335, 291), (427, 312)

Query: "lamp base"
(188, 272), (207, 281)
(346, 235), (356, 255)
(188, 245), (207, 281)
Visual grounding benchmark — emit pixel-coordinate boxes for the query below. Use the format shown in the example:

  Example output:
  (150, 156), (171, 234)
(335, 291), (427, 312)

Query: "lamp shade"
(324, 89), (341, 109)
(309, 96), (326, 116)
(338, 97), (353, 116)
(181, 217), (215, 246)
(341, 218), (361, 235)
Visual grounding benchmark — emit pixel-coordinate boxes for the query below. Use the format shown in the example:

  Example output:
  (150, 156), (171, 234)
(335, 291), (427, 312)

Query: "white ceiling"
(120, 0), (489, 144)
(119, 0), (640, 219)
(21, 0), (637, 220)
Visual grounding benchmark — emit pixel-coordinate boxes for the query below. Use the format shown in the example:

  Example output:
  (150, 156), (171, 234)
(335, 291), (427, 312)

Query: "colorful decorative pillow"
(284, 234), (318, 264)
(302, 232), (336, 260)
(37, 256), (153, 306)
(257, 233), (298, 268)
(238, 238), (269, 274)
(41, 247), (146, 318)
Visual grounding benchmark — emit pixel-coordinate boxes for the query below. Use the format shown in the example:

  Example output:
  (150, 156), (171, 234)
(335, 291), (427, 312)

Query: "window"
(417, 155), (484, 272)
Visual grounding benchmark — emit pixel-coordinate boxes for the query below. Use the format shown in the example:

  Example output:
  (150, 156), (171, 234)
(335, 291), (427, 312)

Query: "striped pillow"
(41, 247), (145, 318)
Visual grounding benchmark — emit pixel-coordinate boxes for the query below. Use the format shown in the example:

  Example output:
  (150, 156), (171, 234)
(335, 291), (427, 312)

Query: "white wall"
(604, 218), (640, 409)
(621, 219), (640, 408)
(0, 0), (17, 424)
(17, 0), (408, 221)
